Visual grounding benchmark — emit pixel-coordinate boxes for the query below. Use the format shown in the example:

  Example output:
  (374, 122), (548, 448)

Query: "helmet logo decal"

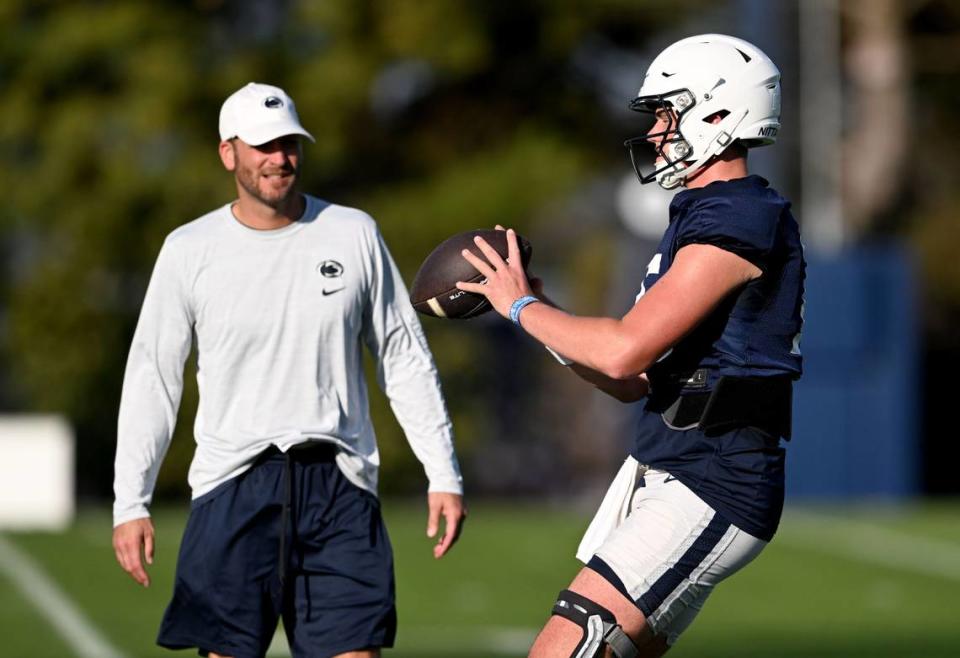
(758, 126), (778, 138)
(263, 96), (284, 109)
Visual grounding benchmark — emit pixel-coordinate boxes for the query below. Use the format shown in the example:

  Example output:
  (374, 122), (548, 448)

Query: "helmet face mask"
(624, 34), (782, 190)
(624, 90), (697, 190)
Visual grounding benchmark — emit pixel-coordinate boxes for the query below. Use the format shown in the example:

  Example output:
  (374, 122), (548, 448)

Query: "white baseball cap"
(218, 82), (315, 145)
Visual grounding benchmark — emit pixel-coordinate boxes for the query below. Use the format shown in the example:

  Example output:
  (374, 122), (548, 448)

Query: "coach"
(111, 82), (465, 658)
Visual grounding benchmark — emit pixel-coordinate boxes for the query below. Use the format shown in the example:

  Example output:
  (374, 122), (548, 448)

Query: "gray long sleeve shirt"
(113, 196), (462, 526)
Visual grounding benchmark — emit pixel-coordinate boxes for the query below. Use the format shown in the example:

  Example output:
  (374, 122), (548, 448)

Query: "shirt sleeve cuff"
(426, 475), (464, 495)
(113, 505), (151, 528)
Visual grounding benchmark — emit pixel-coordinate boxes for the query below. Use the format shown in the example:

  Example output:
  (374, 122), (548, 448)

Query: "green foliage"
(0, 0), (707, 499)
(1, 1), (226, 492)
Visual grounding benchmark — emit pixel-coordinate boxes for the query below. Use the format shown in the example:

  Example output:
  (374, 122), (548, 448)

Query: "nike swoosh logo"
(322, 288), (345, 296)
(664, 475), (678, 483)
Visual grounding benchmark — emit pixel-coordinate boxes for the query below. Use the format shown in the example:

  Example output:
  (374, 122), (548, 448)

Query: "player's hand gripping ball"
(411, 229), (532, 319)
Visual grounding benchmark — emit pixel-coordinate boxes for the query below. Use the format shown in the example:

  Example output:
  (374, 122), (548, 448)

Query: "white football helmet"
(625, 34), (781, 189)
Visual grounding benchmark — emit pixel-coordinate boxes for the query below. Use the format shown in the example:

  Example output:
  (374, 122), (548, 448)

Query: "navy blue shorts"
(157, 444), (396, 658)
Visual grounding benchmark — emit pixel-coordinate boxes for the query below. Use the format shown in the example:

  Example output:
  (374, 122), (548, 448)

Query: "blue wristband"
(509, 295), (540, 326)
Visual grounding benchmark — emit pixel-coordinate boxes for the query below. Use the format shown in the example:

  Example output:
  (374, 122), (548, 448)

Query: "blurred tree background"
(1, 0), (959, 503)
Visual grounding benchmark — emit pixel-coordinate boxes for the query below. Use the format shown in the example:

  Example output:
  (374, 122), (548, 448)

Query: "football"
(410, 229), (533, 319)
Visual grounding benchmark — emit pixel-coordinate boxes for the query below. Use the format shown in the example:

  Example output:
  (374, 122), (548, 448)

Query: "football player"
(459, 34), (804, 657)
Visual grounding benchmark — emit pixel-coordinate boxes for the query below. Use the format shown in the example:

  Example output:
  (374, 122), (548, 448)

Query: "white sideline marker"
(0, 415), (75, 531)
(0, 534), (127, 658)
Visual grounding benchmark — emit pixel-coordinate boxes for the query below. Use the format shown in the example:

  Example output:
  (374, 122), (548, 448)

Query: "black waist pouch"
(654, 375), (793, 439)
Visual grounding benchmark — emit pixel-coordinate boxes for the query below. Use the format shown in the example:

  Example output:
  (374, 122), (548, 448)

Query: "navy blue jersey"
(630, 175), (805, 540)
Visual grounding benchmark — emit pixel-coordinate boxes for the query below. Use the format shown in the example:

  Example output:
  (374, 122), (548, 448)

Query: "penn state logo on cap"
(218, 82), (315, 145)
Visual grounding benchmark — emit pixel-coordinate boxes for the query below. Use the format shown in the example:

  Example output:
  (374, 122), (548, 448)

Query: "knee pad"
(551, 589), (640, 658)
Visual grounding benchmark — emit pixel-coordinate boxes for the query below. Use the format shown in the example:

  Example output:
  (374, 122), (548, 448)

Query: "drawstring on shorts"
(278, 451), (292, 588)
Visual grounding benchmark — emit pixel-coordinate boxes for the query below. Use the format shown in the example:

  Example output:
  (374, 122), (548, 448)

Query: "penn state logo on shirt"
(318, 260), (343, 278)
(317, 260), (345, 295)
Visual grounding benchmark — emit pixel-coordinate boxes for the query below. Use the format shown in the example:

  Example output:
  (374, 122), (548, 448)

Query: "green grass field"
(2, 500), (959, 658)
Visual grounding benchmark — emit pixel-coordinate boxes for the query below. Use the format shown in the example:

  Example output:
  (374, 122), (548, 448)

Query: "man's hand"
(426, 492), (466, 559)
(456, 228), (534, 319)
(112, 517), (155, 587)
(497, 223), (548, 301)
